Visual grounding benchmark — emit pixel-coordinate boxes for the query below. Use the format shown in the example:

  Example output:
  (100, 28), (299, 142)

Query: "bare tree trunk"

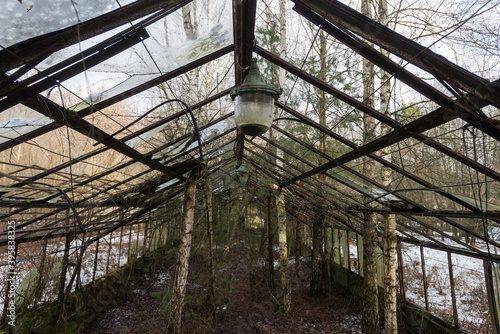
(324, 224), (332, 295)
(279, 0), (287, 89)
(318, 29), (331, 296)
(363, 212), (379, 334)
(59, 233), (71, 303)
(167, 167), (203, 334)
(308, 29), (329, 298)
(310, 208), (325, 295)
(224, 194), (247, 255)
(378, 0), (397, 330)
(182, 4), (197, 41)
(266, 193), (275, 295)
(204, 174), (216, 315)
(295, 220), (302, 272)
(361, 0), (380, 331)
(383, 214), (397, 334)
(64, 244), (87, 302)
(182, 2), (200, 107)
(276, 186), (291, 314)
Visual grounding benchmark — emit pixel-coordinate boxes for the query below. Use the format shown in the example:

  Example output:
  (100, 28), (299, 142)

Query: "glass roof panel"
(329, 167), (401, 202)
(448, 193), (500, 212)
(151, 116), (236, 163)
(0, 107), (53, 145)
(0, 0), (136, 48)
(55, 0), (233, 112)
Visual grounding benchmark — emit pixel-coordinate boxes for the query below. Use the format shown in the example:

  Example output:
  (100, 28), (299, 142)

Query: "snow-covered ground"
(0, 227), (147, 314)
(0, 230), (493, 332)
(401, 243), (490, 331)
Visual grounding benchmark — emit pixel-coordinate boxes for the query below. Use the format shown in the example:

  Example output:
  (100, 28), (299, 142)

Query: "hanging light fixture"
(230, 59), (282, 136)
(233, 163), (249, 186)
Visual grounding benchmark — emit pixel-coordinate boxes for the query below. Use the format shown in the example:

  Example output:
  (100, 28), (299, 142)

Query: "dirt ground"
(83, 233), (362, 334)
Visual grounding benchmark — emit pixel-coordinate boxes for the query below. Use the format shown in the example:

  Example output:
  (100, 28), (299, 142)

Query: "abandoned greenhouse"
(1, 0), (500, 333)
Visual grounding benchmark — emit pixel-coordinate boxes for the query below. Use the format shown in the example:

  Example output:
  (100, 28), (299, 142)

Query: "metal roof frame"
(0, 0), (499, 265)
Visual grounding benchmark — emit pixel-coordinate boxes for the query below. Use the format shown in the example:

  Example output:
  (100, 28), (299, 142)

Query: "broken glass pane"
(0, 108), (53, 144)
(329, 167), (402, 202)
(1, 0), (135, 48)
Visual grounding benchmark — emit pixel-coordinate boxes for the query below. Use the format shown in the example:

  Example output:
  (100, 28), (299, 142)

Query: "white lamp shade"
(234, 92), (274, 136)
(234, 163), (249, 185)
(230, 59), (281, 136)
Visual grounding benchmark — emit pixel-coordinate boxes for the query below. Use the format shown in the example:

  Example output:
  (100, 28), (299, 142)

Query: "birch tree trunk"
(266, 193), (275, 294)
(383, 214), (397, 334)
(361, 0), (380, 331)
(378, 0), (398, 331)
(279, 0), (287, 89)
(310, 208), (325, 295)
(167, 167), (203, 334)
(276, 186), (291, 314)
(363, 213), (379, 334)
(204, 174), (215, 315)
(182, 4), (197, 40)
(182, 2), (200, 106)
(295, 219), (302, 272)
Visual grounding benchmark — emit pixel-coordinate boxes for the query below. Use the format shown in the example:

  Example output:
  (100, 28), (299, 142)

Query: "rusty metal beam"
(256, 48), (500, 182)
(32, 95), (186, 180)
(270, 121), (500, 247)
(0, 2), (187, 90)
(248, 144), (485, 255)
(233, 0), (257, 166)
(0, 45), (233, 153)
(256, 49), (500, 183)
(275, 102), (500, 211)
(293, 2), (500, 142)
(351, 207), (500, 219)
(291, 0), (500, 109)
(0, 29), (149, 113)
(1, 27), (148, 98)
(0, 114), (236, 227)
(247, 138), (490, 255)
(3, 88), (231, 191)
(252, 139), (490, 256)
(0, 0), (192, 73)
(280, 107), (450, 187)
